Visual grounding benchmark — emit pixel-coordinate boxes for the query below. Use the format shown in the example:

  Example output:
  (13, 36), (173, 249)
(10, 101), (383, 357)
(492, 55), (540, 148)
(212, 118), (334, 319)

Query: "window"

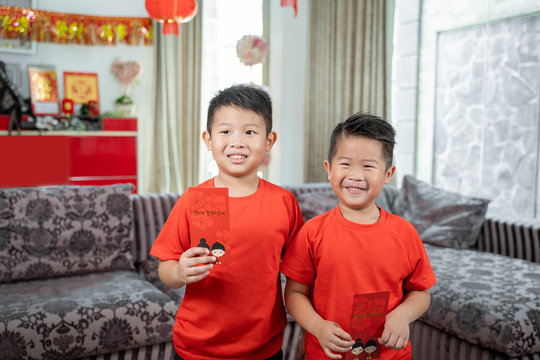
(199, 0), (264, 182)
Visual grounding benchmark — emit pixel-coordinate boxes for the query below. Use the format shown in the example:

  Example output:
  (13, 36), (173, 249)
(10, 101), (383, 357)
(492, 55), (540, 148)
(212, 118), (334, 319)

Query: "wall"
(0, 0), (153, 116)
(391, 0), (421, 186)
(395, 0), (540, 219)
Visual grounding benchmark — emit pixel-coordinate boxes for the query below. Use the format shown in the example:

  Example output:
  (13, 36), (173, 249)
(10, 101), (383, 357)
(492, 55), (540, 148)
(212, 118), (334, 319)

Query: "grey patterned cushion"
(395, 176), (490, 249)
(0, 184), (135, 283)
(423, 244), (540, 357)
(296, 191), (338, 222)
(0, 271), (177, 359)
(375, 185), (399, 213)
(141, 258), (186, 303)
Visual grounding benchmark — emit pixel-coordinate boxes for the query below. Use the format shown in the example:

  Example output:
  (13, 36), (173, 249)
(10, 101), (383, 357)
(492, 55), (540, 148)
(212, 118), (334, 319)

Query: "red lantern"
(145, 0), (198, 35)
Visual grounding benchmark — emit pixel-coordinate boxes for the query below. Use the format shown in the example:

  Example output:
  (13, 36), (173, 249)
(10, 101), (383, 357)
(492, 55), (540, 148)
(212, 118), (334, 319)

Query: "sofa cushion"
(0, 184), (135, 283)
(395, 175), (489, 249)
(422, 244), (540, 357)
(294, 185), (399, 222)
(0, 270), (178, 359)
(296, 191), (338, 222)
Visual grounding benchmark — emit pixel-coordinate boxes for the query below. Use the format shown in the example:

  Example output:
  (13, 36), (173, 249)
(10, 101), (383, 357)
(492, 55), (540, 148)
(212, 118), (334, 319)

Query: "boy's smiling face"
(203, 105), (276, 181)
(324, 135), (395, 215)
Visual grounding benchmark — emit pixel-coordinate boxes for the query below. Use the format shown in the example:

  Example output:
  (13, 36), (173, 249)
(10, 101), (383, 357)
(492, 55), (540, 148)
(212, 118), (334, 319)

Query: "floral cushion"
(141, 258), (186, 303)
(423, 244), (540, 357)
(295, 185), (399, 222)
(296, 191), (338, 222)
(0, 184), (135, 283)
(395, 175), (490, 249)
(0, 270), (177, 359)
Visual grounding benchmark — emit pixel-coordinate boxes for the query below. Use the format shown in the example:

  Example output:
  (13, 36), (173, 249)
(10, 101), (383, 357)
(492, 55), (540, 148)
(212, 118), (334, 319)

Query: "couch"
(0, 184), (180, 360)
(282, 176), (540, 360)
(2, 178), (539, 360)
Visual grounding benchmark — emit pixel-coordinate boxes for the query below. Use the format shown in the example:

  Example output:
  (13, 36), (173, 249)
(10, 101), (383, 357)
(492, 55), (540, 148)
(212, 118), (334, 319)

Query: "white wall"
(0, 0), (153, 116)
(267, 0), (309, 186)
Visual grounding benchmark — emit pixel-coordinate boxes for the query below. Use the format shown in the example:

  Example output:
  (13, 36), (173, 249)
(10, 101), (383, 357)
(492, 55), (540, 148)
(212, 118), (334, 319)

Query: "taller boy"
(150, 84), (304, 360)
(281, 113), (436, 359)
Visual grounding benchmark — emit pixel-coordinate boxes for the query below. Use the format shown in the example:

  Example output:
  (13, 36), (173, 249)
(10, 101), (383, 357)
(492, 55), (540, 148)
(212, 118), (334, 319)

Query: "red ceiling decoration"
(145, 0), (198, 35)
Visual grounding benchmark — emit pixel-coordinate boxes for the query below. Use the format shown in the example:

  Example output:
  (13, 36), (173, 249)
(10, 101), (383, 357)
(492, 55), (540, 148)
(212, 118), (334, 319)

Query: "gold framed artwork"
(27, 65), (60, 116)
(63, 72), (99, 105)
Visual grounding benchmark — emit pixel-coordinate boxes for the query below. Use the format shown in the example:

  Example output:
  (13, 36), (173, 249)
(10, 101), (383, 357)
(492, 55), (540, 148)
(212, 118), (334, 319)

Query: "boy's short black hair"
(207, 84), (273, 135)
(328, 112), (396, 169)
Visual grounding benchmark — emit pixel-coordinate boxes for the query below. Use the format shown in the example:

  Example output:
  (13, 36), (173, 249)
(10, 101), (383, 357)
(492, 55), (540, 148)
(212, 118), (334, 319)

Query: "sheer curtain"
(304, 0), (394, 182)
(141, 6), (203, 194)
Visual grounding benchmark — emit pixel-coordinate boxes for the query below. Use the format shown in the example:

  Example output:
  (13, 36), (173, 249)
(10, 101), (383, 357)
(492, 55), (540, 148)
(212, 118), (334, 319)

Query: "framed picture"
(28, 65), (60, 116)
(0, 0), (37, 55)
(63, 72), (99, 105)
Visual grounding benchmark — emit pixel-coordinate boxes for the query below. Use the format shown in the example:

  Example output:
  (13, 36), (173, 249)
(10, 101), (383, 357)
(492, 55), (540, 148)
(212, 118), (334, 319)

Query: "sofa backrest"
(131, 192), (181, 265)
(131, 183), (540, 268)
(283, 183), (400, 222)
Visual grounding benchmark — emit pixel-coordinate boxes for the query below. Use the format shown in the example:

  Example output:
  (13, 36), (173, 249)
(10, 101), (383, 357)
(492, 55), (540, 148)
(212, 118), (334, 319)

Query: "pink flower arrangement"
(110, 59), (143, 94)
(236, 35), (268, 66)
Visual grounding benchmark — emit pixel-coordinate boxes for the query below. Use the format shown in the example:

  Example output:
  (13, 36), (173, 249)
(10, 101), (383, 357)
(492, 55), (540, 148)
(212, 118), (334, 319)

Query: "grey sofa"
(2, 179), (539, 360)
(0, 184), (179, 360)
(282, 177), (540, 360)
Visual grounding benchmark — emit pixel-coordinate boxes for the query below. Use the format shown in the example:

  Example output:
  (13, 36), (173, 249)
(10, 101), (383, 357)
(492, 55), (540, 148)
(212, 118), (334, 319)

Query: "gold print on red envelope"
(346, 291), (390, 360)
(189, 187), (230, 265)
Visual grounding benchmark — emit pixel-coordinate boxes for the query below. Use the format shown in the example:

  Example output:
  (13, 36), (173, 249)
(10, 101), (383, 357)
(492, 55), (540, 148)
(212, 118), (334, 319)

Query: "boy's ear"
(202, 131), (212, 151)
(324, 160), (331, 181)
(265, 131), (277, 151)
(384, 165), (396, 184)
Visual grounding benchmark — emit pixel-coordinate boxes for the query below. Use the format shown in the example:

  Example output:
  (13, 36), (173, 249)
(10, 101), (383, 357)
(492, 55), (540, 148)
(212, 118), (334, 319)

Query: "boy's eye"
(340, 163), (350, 167)
(221, 130), (230, 134)
(245, 130), (256, 135)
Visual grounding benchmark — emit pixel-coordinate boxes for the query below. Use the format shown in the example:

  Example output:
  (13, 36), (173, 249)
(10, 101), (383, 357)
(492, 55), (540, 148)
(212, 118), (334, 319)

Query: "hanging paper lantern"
(145, 0), (198, 35)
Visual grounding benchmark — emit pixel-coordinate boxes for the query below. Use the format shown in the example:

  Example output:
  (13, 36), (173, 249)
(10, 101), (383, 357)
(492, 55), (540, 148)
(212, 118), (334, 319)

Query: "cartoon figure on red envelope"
(211, 242), (226, 264)
(197, 238), (210, 250)
(351, 339), (364, 360)
(365, 340), (378, 360)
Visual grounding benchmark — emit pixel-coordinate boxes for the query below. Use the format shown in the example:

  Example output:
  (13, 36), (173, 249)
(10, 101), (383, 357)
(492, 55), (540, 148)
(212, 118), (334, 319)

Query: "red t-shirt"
(150, 178), (304, 360)
(281, 207), (436, 360)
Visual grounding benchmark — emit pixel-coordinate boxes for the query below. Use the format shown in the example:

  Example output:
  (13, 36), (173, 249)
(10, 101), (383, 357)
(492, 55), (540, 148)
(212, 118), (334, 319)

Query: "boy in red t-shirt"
(281, 113), (436, 360)
(150, 84), (304, 360)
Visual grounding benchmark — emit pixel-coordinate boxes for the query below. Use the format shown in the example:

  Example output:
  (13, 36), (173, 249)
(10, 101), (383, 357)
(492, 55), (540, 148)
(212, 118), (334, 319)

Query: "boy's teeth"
(229, 155), (246, 159)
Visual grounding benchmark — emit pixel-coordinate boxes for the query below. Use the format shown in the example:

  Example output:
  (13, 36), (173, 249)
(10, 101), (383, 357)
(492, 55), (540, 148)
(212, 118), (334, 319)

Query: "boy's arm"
(158, 247), (216, 289)
(378, 289), (431, 350)
(285, 278), (354, 359)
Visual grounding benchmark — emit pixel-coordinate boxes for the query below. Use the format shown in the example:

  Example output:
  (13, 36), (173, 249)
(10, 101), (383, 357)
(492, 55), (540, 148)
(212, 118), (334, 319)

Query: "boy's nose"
(348, 171), (365, 181)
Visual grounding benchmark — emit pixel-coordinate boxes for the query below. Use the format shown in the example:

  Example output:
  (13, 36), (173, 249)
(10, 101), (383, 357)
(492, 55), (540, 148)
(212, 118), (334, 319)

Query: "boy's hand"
(313, 319), (354, 359)
(177, 247), (216, 284)
(378, 309), (410, 350)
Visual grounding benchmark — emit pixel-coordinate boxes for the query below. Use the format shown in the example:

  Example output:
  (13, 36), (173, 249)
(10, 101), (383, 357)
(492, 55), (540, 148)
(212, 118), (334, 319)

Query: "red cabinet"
(0, 117), (138, 191)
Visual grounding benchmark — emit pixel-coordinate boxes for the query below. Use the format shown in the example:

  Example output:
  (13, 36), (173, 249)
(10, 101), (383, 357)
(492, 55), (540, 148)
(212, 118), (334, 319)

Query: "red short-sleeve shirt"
(150, 178), (304, 360)
(281, 207), (436, 360)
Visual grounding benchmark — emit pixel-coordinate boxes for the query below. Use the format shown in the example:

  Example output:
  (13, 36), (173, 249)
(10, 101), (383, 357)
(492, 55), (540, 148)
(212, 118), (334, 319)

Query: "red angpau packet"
(188, 187), (231, 265)
(345, 291), (390, 360)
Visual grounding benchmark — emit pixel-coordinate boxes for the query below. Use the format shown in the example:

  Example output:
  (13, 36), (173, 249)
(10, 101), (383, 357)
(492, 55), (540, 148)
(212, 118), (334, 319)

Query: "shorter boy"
(150, 84), (304, 360)
(281, 113), (436, 359)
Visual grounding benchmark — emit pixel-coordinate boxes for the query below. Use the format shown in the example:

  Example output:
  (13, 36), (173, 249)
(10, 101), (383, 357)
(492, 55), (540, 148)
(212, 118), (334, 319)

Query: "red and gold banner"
(0, 6), (153, 46)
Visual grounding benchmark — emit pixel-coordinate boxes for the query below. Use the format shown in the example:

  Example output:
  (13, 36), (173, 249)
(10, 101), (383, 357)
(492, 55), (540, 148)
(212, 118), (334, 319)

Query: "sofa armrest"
(474, 217), (540, 264)
(131, 192), (181, 265)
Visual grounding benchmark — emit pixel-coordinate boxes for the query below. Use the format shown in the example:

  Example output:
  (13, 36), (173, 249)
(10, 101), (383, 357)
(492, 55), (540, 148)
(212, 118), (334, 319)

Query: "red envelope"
(188, 187), (231, 265)
(345, 291), (390, 360)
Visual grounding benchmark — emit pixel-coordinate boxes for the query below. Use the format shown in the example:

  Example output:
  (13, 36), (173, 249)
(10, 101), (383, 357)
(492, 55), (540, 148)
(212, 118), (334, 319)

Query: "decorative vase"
(115, 103), (136, 117)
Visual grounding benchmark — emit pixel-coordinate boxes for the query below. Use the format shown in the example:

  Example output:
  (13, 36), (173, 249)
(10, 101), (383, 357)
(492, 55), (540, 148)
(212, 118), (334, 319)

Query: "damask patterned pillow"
(396, 175), (490, 249)
(0, 184), (135, 283)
